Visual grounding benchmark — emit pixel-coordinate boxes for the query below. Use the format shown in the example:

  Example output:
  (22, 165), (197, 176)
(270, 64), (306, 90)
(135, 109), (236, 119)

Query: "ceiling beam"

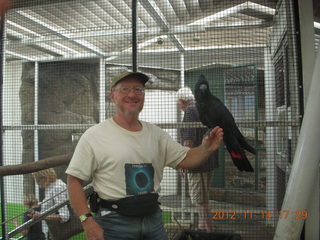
(138, 0), (185, 52)
(5, 50), (35, 61)
(15, 10), (107, 57)
(6, 20), (272, 48)
(14, 43), (264, 63)
(10, 0), (80, 9)
(189, 1), (275, 26)
(138, 44), (265, 53)
(6, 42), (265, 63)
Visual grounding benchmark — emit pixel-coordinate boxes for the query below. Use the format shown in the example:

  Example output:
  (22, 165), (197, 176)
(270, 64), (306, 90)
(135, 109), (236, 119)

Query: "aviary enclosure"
(1, 0), (318, 239)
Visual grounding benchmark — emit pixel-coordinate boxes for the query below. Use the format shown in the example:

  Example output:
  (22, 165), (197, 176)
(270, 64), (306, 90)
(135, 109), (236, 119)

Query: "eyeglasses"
(114, 86), (145, 95)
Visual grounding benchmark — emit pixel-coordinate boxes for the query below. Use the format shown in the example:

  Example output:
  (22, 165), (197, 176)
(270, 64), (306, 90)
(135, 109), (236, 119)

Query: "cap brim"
(112, 72), (149, 88)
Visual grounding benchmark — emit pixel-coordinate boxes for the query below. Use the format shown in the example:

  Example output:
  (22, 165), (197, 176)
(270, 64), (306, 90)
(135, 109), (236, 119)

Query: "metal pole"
(264, 47), (278, 226)
(34, 62), (40, 202)
(179, 53), (186, 221)
(34, 62), (39, 163)
(132, 0), (137, 72)
(99, 58), (106, 123)
(180, 54), (184, 88)
(273, 44), (320, 240)
(0, 10), (8, 240)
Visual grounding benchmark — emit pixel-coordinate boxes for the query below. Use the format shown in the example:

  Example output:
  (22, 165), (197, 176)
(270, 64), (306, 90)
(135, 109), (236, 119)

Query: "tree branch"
(0, 153), (73, 176)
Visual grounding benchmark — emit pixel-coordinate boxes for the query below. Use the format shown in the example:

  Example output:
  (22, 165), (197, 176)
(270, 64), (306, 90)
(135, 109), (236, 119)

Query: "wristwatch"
(79, 212), (93, 223)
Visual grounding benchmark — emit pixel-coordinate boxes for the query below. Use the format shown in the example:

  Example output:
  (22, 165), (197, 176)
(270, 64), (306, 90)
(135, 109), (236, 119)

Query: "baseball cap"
(110, 71), (149, 88)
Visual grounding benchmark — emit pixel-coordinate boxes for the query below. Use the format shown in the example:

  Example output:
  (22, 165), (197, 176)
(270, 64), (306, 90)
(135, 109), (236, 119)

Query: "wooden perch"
(0, 153), (73, 176)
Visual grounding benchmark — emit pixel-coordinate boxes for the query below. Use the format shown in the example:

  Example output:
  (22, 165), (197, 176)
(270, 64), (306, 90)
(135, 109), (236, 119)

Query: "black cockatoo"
(195, 74), (255, 172)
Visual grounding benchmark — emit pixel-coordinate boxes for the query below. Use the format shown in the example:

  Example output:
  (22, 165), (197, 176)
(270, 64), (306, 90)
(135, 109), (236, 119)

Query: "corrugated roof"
(3, 0), (318, 69)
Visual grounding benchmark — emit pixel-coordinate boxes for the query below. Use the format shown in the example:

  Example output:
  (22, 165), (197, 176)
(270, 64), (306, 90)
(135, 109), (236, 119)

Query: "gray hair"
(177, 87), (195, 101)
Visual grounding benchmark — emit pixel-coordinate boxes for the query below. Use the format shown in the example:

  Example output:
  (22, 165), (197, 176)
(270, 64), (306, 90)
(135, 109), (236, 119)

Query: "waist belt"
(99, 193), (159, 217)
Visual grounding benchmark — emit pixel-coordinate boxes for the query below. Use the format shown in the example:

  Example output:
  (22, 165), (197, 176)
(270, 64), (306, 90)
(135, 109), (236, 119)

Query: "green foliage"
(0, 203), (26, 238)
(162, 211), (171, 224)
(69, 232), (85, 240)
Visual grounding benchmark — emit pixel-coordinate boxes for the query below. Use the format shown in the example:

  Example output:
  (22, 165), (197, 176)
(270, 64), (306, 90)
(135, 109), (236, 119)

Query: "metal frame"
(1, 0), (319, 238)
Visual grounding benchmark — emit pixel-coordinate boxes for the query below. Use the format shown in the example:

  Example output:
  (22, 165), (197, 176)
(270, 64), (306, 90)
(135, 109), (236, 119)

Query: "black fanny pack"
(92, 192), (160, 217)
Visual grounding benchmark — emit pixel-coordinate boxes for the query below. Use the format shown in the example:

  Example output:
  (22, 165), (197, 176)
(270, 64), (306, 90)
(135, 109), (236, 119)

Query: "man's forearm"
(178, 144), (212, 169)
(67, 175), (104, 239)
(67, 175), (91, 216)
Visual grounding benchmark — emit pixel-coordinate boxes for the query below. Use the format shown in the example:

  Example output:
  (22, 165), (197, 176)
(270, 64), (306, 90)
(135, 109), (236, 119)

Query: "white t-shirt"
(66, 118), (189, 200)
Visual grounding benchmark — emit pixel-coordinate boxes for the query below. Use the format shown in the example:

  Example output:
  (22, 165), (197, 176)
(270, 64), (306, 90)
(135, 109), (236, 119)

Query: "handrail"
(2, 120), (300, 131)
(7, 185), (93, 239)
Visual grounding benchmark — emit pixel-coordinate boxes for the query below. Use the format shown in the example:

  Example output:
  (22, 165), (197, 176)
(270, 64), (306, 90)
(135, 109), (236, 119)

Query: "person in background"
(177, 87), (219, 232)
(66, 71), (223, 240)
(31, 168), (70, 224)
(13, 194), (45, 240)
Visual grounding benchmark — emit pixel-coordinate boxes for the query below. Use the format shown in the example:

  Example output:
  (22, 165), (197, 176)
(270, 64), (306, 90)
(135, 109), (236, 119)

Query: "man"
(177, 87), (219, 232)
(66, 71), (223, 240)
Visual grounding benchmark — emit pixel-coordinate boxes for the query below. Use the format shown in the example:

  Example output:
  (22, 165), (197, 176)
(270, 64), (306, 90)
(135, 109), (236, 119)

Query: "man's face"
(110, 78), (145, 116)
(178, 99), (188, 112)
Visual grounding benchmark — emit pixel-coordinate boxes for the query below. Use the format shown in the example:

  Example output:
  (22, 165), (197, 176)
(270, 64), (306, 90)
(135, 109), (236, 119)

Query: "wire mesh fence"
(0, 0), (311, 239)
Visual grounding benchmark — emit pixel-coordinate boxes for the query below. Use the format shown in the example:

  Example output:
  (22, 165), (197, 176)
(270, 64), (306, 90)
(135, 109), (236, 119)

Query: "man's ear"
(108, 90), (114, 102)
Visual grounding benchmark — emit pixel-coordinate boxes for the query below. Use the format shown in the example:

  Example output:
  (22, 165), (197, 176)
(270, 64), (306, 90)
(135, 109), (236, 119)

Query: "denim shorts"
(94, 207), (168, 240)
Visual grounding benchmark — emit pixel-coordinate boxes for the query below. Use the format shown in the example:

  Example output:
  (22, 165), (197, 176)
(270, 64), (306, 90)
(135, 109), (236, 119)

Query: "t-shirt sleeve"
(65, 132), (97, 181)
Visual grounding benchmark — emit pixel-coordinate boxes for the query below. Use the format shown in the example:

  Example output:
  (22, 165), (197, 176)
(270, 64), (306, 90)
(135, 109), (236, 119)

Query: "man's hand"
(201, 126), (223, 153)
(82, 217), (104, 240)
(178, 126), (223, 169)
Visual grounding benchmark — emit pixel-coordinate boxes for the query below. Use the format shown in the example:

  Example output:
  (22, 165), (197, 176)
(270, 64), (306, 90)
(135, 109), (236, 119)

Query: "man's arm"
(183, 140), (194, 148)
(67, 175), (89, 216)
(67, 175), (104, 240)
(178, 126), (223, 169)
